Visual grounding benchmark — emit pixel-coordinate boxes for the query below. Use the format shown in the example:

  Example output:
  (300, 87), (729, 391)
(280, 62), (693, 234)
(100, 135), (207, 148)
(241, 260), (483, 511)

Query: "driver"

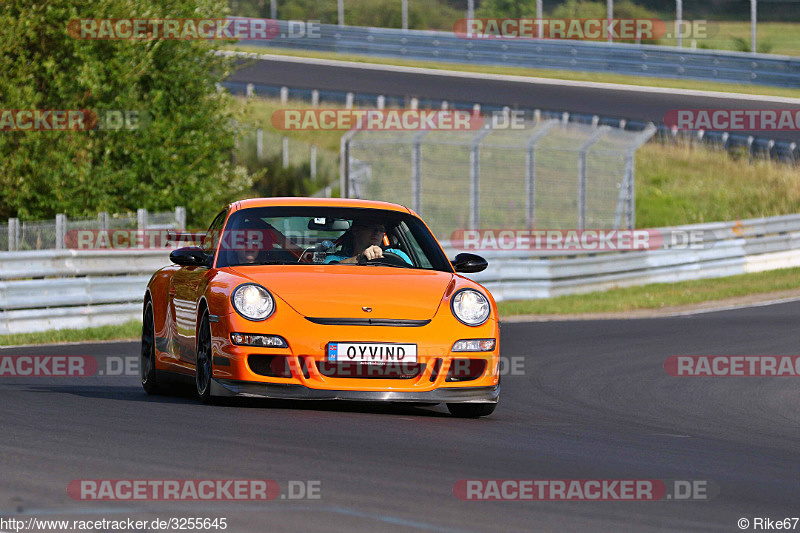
(325, 218), (412, 265)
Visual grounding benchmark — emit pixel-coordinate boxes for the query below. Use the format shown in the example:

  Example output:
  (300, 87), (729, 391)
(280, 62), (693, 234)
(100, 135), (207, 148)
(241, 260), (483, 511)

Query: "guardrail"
(240, 20), (800, 88)
(444, 214), (800, 300)
(2, 213), (800, 334)
(0, 250), (169, 334)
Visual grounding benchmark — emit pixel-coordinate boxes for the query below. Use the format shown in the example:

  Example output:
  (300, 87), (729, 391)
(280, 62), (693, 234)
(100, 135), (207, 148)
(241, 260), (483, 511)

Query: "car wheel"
(446, 402), (497, 418)
(196, 309), (214, 403)
(141, 301), (161, 395)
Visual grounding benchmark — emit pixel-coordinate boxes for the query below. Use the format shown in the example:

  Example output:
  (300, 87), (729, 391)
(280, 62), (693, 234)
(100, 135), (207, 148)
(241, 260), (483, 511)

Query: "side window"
(202, 210), (227, 256)
(397, 222), (432, 269)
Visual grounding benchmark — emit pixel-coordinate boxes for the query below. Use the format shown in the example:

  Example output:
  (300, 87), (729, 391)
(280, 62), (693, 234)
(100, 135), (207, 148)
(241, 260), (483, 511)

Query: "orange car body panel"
(146, 198), (500, 395)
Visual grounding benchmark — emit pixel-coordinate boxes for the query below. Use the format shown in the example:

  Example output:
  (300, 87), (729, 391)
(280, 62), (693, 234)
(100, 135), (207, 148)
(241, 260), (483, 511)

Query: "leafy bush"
(0, 0), (256, 226)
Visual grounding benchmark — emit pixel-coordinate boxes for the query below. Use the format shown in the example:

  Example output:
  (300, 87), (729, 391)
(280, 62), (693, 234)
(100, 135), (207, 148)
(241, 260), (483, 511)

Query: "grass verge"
(497, 267), (800, 316)
(0, 320), (142, 347)
(225, 45), (800, 100)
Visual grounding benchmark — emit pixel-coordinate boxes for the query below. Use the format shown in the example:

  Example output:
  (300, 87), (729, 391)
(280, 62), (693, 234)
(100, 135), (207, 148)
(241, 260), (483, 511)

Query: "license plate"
(327, 342), (417, 363)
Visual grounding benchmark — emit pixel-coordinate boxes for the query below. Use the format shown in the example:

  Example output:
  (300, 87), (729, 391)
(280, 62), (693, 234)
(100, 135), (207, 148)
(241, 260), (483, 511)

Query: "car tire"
(141, 301), (161, 395)
(195, 309), (215, 404)
(446, 402), (497, 418)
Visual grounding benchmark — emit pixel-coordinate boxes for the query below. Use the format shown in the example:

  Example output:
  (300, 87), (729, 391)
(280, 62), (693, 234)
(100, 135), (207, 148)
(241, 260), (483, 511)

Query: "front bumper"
(211, 378), (500, 403)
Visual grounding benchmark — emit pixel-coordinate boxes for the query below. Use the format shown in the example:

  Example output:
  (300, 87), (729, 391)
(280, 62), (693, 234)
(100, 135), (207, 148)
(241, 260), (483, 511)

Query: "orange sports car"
(141, 198), (500, 417)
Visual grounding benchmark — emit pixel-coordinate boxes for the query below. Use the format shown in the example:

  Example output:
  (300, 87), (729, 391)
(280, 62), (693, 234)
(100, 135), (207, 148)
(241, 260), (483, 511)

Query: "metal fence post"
(411, 131), (430, 215)
(137, 209), (148, 231)
(256, 128), (264, 161)
(469, 129), (493, 230)
(98, 211), (109, 230)
(525, 121), (558, 230)
(339, 129), (358, 198)
(280, 86), (288, 104)
(577, 126), (610, 230)
(55, 214), (66, 250)
(310, 145), (317, 181)
(8, 218), (18, 251)
(270, 0), (277, 19)
(175, 207), (186, 230)
(282, 136), (289, 168)
(626, 154), (636, 229)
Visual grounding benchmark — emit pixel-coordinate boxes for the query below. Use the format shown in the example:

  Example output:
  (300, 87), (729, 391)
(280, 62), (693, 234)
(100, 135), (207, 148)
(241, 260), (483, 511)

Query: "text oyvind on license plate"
(327, 342), (418, 363)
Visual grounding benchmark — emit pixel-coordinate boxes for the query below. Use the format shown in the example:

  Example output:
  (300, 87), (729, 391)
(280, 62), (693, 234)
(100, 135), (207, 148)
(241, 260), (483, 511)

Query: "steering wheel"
(359, 250), (409, 268)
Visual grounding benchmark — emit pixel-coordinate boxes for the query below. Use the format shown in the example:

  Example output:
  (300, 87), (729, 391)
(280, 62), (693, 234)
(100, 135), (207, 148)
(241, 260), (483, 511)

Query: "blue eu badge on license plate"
(328, 343), (338, 361)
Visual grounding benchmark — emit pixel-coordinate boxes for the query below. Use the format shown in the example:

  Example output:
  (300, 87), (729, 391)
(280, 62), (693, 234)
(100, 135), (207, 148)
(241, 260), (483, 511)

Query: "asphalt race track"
(1, 301), (799, 532)
(228, 56), (800, 143)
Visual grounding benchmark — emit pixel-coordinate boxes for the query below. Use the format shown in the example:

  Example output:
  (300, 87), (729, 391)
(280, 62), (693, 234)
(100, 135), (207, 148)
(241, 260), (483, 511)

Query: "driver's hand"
(361, 245), (383, 261)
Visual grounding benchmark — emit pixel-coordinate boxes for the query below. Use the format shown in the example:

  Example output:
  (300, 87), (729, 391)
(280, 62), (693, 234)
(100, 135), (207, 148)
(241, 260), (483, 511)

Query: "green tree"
(0, 0), (253, 226)
(477, 0), (539, 18)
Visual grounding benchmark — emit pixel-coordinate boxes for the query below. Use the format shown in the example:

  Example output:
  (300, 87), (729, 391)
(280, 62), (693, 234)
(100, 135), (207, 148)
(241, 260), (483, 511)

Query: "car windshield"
(215, 206), (453, 272)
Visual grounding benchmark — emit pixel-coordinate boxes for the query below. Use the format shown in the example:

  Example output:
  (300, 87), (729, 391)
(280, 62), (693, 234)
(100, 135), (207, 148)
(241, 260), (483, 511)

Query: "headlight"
(450, 289), (491, 326)
(232, 283), (275, 321)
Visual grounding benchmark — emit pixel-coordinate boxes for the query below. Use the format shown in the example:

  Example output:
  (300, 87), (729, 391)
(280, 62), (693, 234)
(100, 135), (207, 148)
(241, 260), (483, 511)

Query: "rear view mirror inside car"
(308, 218), (351, 231)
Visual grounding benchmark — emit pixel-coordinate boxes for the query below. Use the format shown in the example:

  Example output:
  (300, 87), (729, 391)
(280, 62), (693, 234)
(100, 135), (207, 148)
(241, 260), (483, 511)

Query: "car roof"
(230, 197), (413, 214)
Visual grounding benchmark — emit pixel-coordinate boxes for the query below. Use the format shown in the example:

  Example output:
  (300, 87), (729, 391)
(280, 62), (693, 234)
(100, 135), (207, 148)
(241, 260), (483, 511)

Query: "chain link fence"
(4, 208), (185, 251)
(236, 126), (339, 190)
(342, 118), (655, 239)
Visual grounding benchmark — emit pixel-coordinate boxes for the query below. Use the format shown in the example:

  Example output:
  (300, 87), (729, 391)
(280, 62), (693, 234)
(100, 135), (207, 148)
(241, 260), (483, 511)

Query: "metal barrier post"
(137, 209), (148, 231)
(469, 129), (493, 230)
(175, 207), (186, 230)
(411, 131), (430, 215)
(339, 129), (358, 198)
(310, 145), (317, 181)
(98, 212), (109, 230)
(55, 214), (66, 250)
(524, 121), (558, 230)
(577, 126), (610, 230)
(8, 218), (18, 251)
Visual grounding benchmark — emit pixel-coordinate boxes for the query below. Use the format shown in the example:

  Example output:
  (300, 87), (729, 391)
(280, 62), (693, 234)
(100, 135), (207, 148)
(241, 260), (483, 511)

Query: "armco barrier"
(239, 20), (800, 88)
(2, 214), (800, 333)
(0, 250), (170, 334)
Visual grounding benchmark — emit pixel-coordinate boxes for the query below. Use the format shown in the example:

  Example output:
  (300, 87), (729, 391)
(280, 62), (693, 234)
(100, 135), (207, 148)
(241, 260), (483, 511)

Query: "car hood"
(227, 266), (454, 320)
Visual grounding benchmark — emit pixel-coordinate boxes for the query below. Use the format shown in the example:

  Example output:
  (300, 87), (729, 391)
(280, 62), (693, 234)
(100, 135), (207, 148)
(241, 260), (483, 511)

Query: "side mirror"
(170, 246), (210, 267)
(451, 253), (488, 273)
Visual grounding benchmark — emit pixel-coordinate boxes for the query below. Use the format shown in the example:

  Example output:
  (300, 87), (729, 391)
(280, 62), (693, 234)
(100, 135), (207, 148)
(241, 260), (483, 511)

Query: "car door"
(169, 209), (226, 371)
